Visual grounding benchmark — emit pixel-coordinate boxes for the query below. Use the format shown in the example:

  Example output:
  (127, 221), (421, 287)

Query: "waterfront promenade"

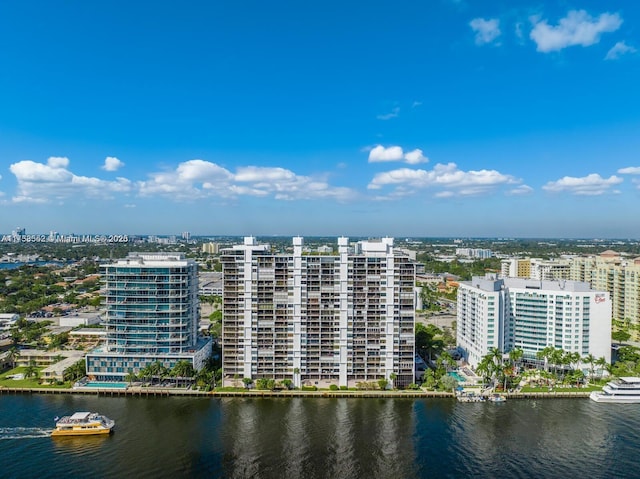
(0, 386), (591, 399)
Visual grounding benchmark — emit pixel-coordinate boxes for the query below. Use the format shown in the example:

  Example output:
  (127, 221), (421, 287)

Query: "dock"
(0, 386), (592, 399)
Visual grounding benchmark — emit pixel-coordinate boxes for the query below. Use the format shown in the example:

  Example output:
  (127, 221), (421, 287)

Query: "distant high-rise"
(570, 251), (640, 339)
(221, 237), (416, 388)
(457, 275), (611, 368)
(86, 253), (211, 380)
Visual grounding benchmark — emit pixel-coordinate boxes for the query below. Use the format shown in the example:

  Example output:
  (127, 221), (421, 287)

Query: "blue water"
(82, 382), (128, 389)
(1, 395), (639, 478)
(0, 261), (64, 270)
(448, 371), (466, 382)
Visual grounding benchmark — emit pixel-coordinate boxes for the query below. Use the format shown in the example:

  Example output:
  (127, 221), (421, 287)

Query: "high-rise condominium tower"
(86, 253), (211, 380)
(221, 237), (416, 388)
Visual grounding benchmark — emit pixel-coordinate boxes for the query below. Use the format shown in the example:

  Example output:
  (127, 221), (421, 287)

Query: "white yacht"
(590, 377), (640, 403)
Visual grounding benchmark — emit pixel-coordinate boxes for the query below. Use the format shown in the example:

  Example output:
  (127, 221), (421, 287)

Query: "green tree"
(171, 360), (194, 387)
(24, 359), (38, 379)
(125, 370), (137, 386)
(583, 354), (596, 381)
(439, 374), (458, 392)
(612, 330), (631, 344)
(389, 372), (397, 389)
(242, 377), (253, 389)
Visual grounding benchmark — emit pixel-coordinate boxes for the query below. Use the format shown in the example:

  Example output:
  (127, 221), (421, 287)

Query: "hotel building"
(221, 237), (416, 388)
(457, 275), (611, 368)
(86, 253), (212, 380)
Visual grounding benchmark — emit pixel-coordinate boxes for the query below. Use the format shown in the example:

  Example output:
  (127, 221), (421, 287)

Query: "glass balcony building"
(86, 253), (211, 381)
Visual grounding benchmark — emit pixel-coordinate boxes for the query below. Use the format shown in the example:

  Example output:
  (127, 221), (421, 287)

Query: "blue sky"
(1, 0), (639, 238)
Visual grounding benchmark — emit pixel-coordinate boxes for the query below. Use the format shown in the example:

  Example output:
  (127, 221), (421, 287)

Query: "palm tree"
(583, 354), (596, 381)
(171, 360), (195, 388)
(475, 358), (491, 388)
(568, 352), (581, 373)
(293, 367), (300, 388)
(595, 356), (608, 379)
(24, 359), (38, 379)
(536, 346), (554, 372)
(195, 369), (213, 390)
(139, 364), (153, 385)
(125, 369), (137, 386)
(389, 372), (397, 389)
(6, 347), (19, 370)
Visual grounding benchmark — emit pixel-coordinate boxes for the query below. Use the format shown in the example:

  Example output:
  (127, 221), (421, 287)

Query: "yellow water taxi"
(51, 412), (115, 437)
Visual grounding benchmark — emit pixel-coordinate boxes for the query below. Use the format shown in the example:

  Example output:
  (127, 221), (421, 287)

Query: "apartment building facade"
(570, 251), (640, 339)
(221, 237), (415, 388)
(457, 275), (611, 368)
(86, 253), (212, 380)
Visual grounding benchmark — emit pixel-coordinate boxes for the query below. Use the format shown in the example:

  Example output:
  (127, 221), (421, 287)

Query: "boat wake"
(0, 427), (51, 440)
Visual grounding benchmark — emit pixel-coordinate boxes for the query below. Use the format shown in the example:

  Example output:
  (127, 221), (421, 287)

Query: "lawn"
(0, 366), (72, 389)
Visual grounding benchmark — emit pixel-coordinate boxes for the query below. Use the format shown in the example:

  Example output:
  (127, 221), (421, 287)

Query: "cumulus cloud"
(376, 107), (400, 120)
(102, 156), (125, 171)
(530, 10), (622, 53)
(404, 149), (429, 165)
(9, 157), (132, 203)
(367, 162), (517, 198)
(470, 18), (501, 45)
(368, 146), (404, 163)
(368, 145), (429, 164)
(542, 173), (622, 195)
(138, 160), (355, 202)
(618, 166), (640, 175)
(605, 41), (637, 60)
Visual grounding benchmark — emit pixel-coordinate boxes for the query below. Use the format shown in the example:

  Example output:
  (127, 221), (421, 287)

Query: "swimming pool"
(448, 372), (466, 383)
(82, 381), (129, 389)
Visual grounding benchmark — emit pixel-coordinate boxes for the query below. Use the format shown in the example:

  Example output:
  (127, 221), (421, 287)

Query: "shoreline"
(0, 386), (592, 399)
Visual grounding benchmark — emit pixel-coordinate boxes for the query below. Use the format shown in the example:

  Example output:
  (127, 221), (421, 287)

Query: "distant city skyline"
(1, 1), (639, 238)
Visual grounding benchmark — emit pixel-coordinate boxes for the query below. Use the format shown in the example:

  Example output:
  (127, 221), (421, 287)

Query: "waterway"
(0, 395), (639, 479)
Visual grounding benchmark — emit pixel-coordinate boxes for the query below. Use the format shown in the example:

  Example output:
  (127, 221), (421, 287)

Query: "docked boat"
(487, 394), (506, 403)
(51, 412), (115, 436)
(590, 377), (640, 403)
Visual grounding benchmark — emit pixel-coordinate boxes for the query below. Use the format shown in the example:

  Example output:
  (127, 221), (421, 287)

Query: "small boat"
(590, 377), (640, 403)
(487, 394), (506, 403)
(51, 412), (115, 437)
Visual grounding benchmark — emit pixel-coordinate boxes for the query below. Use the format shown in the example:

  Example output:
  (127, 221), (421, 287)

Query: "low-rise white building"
(457, 275), (611, 368)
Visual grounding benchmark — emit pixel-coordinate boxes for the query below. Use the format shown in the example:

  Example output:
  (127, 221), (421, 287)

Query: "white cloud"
(530, 10), (622, 53)
(404, 149), (429, 165)
(411, 101), (422, 108)
(507, 185), (534, 196)
(102, 156), (125, 171)
(618, 166), (640, 175)
(376, 107), (400, 120)
(542, 173), (622, 195)
(368, 145), (429, 164)
(9, 157), (133, 203)
(470, 18), (501, 45)
(138, 159), (234, 199)
(47, 156), (70, 169)
(605, 41), (637, 60)
(367, 162), (517, 198)
(139, 160), (355, 202)
(368, 145), (404, 163)
(10, 158), (73, 182)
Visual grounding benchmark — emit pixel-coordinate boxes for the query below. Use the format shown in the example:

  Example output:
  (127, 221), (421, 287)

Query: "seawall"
(0, 387), (592, 399)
